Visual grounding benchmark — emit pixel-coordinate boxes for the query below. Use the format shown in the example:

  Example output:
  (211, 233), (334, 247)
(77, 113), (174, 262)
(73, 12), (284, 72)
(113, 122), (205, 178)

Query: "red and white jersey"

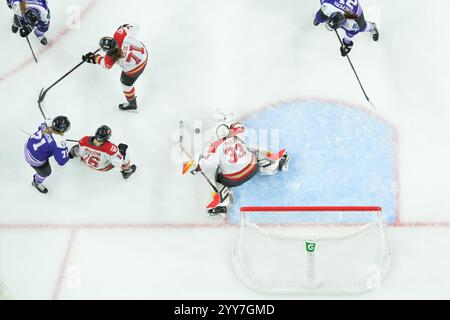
(199, 134), (257, 182)
(77, 136), (127, 172)
(95, 24), (148, 76)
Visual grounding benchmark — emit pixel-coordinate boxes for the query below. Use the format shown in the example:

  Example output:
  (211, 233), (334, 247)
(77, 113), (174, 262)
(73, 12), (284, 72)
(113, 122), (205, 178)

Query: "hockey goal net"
(232, 206), (391, 294)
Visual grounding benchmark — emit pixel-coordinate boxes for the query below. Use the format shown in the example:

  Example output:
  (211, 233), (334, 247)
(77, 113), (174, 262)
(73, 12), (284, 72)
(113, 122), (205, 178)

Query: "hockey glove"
(82, 52), (97, 64)
(7, 0), (12, 9)
(69, 145), (79, 159)
(118, 143), (128, 157)
(190, 164), (201, 175)
(39, 37), (48, 46)
(340, 39), (353, 57)
(19, 25), (33, 37)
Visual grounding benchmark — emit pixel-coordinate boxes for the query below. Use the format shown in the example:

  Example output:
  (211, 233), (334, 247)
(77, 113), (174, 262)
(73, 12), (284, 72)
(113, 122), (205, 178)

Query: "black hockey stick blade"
(37, 88), (50, 120)
(38, 87), (47, 104)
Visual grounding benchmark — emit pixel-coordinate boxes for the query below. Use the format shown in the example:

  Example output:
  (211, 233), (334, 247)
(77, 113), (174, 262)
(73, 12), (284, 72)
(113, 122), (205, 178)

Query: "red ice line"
(52, 228), (77, 300)
(0, 0), (99, 83)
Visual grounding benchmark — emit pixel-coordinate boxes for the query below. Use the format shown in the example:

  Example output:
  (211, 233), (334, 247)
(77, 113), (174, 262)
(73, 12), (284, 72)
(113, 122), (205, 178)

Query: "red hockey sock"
(123, 87), (136, 101)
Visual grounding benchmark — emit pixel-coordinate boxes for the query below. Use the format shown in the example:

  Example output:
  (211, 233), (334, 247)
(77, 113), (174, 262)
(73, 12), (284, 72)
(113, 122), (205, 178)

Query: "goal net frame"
(232, 206), (391, 294)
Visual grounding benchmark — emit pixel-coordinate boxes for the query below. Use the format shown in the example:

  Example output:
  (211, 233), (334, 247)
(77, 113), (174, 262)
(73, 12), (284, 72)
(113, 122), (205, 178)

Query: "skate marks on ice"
(229, 99), (398, 224)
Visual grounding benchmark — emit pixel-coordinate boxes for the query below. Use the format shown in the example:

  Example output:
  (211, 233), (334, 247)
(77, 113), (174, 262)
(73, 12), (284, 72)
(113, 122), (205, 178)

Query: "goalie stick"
(179, 120), (219, 193)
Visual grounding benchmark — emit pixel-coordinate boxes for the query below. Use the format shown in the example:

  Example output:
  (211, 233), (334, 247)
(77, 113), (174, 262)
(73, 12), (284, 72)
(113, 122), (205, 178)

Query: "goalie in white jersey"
(69, 125), (137, 180)
(188, 116), (290, 216)
(82, 24), (148, 112)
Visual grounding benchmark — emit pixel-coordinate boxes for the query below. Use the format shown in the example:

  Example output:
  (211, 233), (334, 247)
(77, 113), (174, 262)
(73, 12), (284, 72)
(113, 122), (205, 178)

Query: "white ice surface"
(0, 0), (450, 299)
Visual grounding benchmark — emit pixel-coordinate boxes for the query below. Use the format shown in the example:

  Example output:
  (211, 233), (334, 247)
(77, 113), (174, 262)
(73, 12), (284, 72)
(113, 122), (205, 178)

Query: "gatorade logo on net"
(306, 241), (316, 253)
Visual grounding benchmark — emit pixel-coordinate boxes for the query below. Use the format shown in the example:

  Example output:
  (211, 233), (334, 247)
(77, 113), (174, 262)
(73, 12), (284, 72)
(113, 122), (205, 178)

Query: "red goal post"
(240, 206), (382, 212)
(232, 206), (391, 294)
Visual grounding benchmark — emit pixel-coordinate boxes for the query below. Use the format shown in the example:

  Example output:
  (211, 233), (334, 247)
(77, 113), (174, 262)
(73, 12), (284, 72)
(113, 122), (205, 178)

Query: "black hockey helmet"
(99, 36), (118, 56)
(95, 125), (112, 143)
(327, 12), (345, 30)
(24, 8), (40, 26)
(51, 116), (71, 133)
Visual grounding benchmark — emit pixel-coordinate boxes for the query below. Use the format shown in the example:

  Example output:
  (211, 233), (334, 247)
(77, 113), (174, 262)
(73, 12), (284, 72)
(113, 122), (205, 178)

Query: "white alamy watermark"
(170, 120), (282, 166)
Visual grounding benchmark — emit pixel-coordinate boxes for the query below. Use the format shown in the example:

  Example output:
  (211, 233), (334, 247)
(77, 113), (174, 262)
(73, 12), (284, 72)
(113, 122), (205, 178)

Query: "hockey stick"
(17, 17), (38, 64)
(334, 30), (376, 109)
(37, 88), (49, 120)
(19, 128), (78, 143)
(38, 48), (100, 104)
(179, 121), (219, 193)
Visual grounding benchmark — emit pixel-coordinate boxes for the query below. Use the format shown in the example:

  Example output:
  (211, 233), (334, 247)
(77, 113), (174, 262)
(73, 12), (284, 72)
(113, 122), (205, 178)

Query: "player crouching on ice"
(69, 125), (137, 180)
(25, 116), (71, 194)
(7, 0), (50, 45)
(313, 0), (379, 57)
(185, 120), (290, 216)
(82, 24), (148, 112)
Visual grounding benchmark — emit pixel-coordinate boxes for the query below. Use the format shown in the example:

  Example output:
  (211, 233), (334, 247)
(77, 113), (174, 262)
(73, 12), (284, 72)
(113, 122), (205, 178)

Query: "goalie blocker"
(187, 121), (290, 216)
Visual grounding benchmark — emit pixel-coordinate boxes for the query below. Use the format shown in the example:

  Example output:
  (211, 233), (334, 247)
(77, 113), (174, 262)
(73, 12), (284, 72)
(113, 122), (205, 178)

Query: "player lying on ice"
(82, 24), (148, 112)
(69, 125), (137, 180)
(186, 116), (290, 217)
(313, 0), (379, 56)
(7, 0), (50, 46)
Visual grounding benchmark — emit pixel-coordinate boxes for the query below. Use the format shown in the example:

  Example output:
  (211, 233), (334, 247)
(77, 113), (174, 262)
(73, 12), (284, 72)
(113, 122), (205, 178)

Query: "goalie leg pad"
(256, 149), (290, 175)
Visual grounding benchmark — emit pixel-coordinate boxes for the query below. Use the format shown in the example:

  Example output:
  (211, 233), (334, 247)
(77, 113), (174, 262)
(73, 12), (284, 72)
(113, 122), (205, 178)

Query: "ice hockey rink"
(1, 0), (450, 299)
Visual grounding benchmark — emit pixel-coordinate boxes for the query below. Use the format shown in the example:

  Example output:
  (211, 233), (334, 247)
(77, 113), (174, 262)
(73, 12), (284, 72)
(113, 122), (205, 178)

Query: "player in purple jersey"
(6, 0), (51, 45)
(313, 0), (379, 56)
(24, 116), (71, 194)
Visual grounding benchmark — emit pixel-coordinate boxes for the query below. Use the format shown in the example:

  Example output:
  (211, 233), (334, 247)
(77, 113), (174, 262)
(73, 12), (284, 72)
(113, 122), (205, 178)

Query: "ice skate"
(121, 164), (137, 179)
(371, 23), (379, 41)
(31, 177), (48, 194)
(207, 206), (227, 217)
(118, 97), (138, 112)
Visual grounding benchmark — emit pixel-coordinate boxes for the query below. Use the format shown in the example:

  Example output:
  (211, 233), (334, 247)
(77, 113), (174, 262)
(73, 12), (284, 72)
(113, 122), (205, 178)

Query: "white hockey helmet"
(216, 123), (231, 140)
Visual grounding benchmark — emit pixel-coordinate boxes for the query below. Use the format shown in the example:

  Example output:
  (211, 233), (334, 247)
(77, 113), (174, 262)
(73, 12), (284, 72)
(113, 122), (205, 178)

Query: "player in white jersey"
(189, 117), (290, 216)
(69, 125), (137, 180)
(82, 24), (148, 111)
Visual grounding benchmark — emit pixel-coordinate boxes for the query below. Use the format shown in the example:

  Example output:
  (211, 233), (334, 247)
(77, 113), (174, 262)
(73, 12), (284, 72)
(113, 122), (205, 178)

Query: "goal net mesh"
(232, 206), (391, 294)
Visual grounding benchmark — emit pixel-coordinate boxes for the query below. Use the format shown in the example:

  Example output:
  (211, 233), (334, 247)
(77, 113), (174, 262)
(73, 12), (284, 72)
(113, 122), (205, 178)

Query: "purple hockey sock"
(34, 174), (46, 185)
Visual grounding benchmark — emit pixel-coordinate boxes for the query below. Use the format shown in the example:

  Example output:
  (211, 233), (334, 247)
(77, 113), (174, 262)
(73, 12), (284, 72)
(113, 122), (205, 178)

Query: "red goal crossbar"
(240, 206), (382, 212)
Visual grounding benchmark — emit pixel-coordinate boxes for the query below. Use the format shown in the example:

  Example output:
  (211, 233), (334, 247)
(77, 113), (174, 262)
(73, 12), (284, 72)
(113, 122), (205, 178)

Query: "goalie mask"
(216, 123), (230, 140)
